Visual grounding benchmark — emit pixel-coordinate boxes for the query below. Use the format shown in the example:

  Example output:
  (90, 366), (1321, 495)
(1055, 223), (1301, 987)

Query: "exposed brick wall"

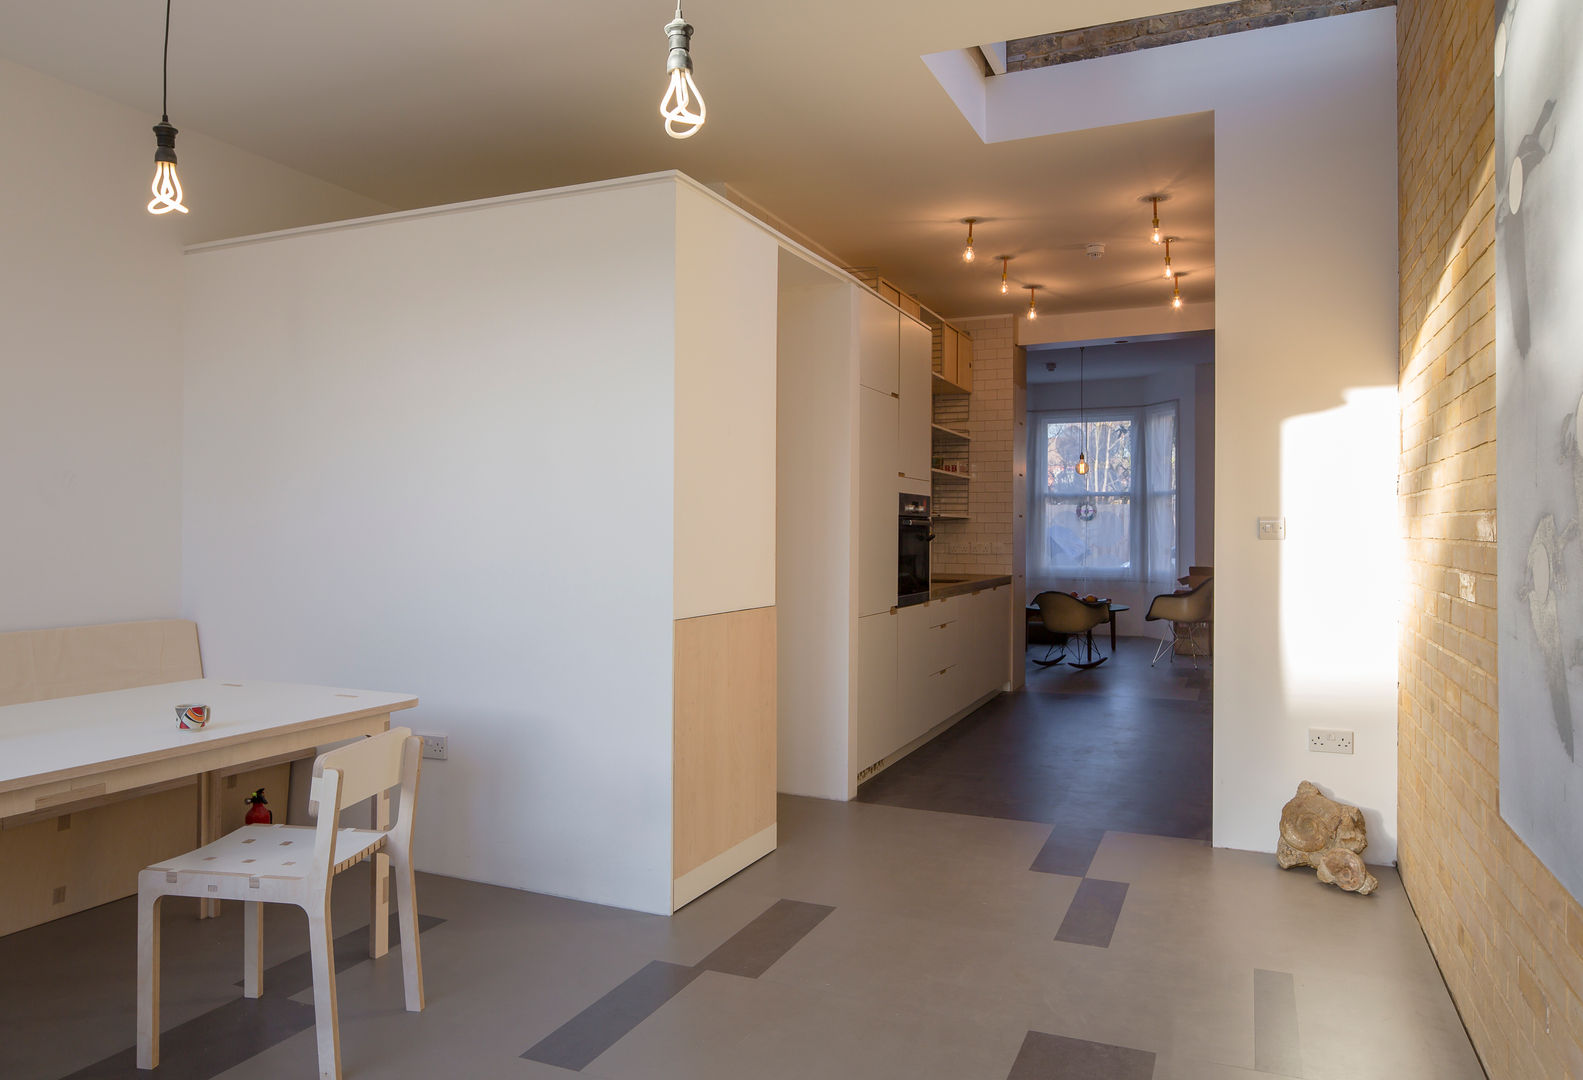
(1397, 2), (1583, 1078)
(1006, 0), (1395, 70)
(932, 316), (1017, 577)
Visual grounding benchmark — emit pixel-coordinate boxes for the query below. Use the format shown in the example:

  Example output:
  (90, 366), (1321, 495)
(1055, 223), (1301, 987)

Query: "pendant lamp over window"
(1076, 346), (1089, 476)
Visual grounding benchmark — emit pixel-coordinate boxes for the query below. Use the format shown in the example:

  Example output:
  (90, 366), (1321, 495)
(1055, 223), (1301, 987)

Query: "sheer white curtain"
(1027, 401), (1178, 586)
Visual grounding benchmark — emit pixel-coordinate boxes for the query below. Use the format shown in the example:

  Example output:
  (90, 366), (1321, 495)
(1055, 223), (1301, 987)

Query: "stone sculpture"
(1275, 781), (1379, 895)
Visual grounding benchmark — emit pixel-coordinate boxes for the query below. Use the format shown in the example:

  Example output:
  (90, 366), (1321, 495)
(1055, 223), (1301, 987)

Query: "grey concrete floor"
(1, 640), (1483, 1080)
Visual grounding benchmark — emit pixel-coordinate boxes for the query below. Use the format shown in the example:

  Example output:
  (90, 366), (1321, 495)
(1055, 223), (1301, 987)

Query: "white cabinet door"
(854, 611), (898, 773)
(858, 291), (900, 396)
(858, 387), (899, 617)
(898, 318), (932, 483)
(959, 586), (1010, 705)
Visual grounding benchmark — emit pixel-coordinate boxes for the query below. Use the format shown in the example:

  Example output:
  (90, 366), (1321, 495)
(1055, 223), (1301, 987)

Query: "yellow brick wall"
(1397, 2), (1583, 1077)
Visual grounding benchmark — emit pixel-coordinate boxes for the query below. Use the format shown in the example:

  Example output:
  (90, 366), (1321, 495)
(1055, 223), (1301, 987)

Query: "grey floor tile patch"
(523, 898), (834, 1071)
(1253, 968), (1303, 1077)
(695, 898), (835, 978)
(1006, 1030), (1156, 1080)
(1029, 827), (1105, 877)
(60, 912), (443, 1080)
(522, 960), (701, 1071)
(1053, 878), (1129, 948)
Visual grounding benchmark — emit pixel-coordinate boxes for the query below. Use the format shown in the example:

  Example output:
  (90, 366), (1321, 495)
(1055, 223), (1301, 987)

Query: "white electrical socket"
(1308, 728), (1354, 755)
(418, 734), (448, 761)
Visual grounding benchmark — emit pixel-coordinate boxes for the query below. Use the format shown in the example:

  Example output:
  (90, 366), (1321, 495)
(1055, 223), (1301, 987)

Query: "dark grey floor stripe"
(523, 898), (834, 1071)
(696, 899), (834, 978)
(1006, 1030), (1156, 1080)
(1053, 878), (1129, 948)
(61, 913), (443, 1080)
(1253, 968), (1303, 1077)
(1029, 827), (1105, 876)
(522, 961), (701, 1071)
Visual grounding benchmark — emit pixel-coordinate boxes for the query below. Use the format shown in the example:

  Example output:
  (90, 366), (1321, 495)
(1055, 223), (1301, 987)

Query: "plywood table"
(0, 679), (416, 953)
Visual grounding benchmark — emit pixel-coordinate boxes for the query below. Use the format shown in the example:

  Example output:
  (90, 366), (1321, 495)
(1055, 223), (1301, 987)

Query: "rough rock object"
(1275, 781), (1379, 895)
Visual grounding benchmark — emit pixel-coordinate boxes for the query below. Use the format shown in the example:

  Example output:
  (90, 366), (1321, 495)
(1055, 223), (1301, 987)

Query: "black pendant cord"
(161, 0), (172, 123)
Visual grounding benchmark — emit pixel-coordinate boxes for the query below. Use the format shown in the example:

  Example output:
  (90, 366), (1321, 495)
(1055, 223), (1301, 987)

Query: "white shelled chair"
(137, 727), (425, 1079)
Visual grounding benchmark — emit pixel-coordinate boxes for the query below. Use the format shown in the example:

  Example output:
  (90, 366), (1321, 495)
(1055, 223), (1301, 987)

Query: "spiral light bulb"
(660, 7), (706, 139)
(147, 120), (187, 215)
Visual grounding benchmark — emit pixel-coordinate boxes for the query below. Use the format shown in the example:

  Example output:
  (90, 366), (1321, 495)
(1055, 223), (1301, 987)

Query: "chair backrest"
(1146, 577), (1214, 622)
(310, 726), (417, 818)
(1032, 591), (1110, 634)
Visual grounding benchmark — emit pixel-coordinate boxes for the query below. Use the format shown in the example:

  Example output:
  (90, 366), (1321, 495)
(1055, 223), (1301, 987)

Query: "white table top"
(0, 679), (418, 791)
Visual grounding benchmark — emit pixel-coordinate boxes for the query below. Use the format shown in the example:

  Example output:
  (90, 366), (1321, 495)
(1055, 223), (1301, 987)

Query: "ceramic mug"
(176, 703), (210, 730)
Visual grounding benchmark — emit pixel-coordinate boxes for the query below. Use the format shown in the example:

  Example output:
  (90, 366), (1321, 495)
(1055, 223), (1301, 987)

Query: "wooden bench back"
(0, 620), (203, 707)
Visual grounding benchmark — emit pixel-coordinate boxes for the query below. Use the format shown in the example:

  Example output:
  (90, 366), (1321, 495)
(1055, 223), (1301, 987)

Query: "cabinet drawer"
(899, 600), (960, 675)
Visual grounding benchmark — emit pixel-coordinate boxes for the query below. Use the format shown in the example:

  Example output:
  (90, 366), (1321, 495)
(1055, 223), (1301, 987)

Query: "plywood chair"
(137, 727), (425, 1079)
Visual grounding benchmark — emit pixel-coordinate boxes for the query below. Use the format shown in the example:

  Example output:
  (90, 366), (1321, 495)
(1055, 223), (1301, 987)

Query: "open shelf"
(931, 513), (970, 522)
(931, 423), (971, 442)
(931, 371), (970, 396)
(931, 468), (971, 481)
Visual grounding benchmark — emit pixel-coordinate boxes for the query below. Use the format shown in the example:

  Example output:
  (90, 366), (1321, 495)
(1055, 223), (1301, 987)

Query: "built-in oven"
(898, 493), (933, 608)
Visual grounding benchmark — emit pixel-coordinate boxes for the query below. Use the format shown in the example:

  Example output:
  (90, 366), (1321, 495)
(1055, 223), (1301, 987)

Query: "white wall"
(181, 178), (686, 914)
(0, 58), (388, 635)
(987, 11), (1401, 859)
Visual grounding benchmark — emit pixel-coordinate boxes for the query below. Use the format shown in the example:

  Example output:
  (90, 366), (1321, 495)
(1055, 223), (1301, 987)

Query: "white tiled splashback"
(932, 315), (1017, 577)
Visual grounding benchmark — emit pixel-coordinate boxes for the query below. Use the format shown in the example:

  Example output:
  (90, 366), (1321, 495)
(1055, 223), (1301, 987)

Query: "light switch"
(1257, 517), (1286, 540)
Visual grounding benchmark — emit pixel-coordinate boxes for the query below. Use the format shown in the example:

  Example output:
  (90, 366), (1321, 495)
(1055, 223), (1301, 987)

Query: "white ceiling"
(0, 0), (1216, 321)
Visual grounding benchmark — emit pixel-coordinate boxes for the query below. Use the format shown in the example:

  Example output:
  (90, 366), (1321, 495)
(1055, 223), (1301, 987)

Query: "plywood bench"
(0, 620), (295, 936)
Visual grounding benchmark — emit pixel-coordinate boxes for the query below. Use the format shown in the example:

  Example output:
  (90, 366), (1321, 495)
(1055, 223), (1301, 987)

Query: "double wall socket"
(418, 733), (448, 761)
(1308, 728), (1354, 755)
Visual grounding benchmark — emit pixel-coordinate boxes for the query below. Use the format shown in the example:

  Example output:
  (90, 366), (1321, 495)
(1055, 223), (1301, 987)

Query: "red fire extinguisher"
(244, 788), (273, 825)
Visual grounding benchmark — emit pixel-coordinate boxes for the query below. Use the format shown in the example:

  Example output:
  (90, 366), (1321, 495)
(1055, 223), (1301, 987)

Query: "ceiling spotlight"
(1000, 256), (1010, 294)
(961, 218), (978, 263)
(147, 0), (188, 215)
(1086, 243), (1105, 259)
(660, 5), (706, 139)
(1026, 286), (1038, 320)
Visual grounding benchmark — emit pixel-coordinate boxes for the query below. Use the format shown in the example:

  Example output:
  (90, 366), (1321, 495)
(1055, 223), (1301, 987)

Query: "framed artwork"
(1495, 0), (1583, 900)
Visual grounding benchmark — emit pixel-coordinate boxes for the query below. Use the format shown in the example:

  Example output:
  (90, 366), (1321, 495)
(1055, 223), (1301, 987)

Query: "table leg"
(370, 789), (391, 959)
(197, 771), (222, 919)
(1110, 611), (1119, 652)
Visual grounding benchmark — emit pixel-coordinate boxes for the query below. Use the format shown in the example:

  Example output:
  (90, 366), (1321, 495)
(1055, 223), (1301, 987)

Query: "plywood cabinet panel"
(938, 325), (959, 385)
(956, 332), (975, 393)
(857, 387), (899, 617)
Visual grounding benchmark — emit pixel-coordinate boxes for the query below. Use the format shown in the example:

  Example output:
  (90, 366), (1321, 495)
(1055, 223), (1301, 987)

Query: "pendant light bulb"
(1077, 453), (1089, 475)
(961, 219), (977, 263)
(1150, 196), (1161, 244)
(148, 121), (187, 215)
(1026, 286), (1037, 320)
(1172, 278), (1183, 310)
(660, 6), (706, 139)
(1000, 256), (1009, 294)
(146, 0), (187, 215)
(1163, 237), (1174, 278)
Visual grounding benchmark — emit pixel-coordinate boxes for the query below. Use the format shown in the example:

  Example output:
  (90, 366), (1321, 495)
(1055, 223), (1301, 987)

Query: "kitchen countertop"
(929, 574), (1012, 601)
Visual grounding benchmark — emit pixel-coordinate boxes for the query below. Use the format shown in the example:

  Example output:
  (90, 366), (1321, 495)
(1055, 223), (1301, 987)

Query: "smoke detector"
(1085, 243), (1106, 259)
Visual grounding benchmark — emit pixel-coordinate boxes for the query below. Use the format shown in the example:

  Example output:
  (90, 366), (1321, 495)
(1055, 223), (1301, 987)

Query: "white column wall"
(0, 58), (388, 634)
(181, 180), (681, 913)
(986, 10), (1401, 859)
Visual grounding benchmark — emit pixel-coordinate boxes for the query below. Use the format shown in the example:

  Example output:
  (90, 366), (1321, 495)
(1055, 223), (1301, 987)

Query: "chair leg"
(136, 889), (162, 1070)
(244, 901), (264, 999)
(307, 904), (343, 1080)
(1150, 634), (1174, 667)
(391, 851), (426, 1013)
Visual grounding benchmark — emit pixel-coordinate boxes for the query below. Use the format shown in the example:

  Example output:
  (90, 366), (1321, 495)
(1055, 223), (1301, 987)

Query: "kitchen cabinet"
(857, 386), (899, 617)
(899, 318), (932, 483)
(858, 291), (899, 395)
(955, 332), (974, 392)
(937, 325), (959, 385)
(854, 611), (898, 772)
